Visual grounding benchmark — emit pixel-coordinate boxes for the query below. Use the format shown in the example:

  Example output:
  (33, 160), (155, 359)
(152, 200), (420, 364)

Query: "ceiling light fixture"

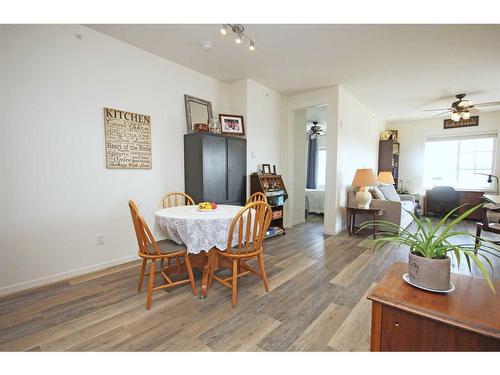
(462, 111), (471, 120)
(451, 112), (461, 122)
(220, 24), (255, 52)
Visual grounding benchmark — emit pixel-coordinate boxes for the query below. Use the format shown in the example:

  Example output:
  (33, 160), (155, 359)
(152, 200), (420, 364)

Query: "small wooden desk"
(368, 262), (500, 351)
(483, 194), (500, 205)
(346, 206), (384, 239)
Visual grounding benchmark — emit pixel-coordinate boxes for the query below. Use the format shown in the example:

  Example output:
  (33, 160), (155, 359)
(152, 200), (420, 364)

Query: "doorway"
(291, 105), (327, 226)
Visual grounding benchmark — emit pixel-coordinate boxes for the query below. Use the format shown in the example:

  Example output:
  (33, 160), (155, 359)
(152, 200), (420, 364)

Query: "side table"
(346, 206), (384, 239)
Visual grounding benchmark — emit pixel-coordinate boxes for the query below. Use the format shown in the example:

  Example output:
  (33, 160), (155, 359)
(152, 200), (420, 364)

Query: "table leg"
(347, 210), (352, 236)
(188, 252), (210, 298)
(352, 213), (356, 235)
(201, 263), (209, 298)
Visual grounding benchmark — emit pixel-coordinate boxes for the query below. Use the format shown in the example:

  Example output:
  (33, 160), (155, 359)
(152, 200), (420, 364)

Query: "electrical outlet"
(96, 233), (104, 246)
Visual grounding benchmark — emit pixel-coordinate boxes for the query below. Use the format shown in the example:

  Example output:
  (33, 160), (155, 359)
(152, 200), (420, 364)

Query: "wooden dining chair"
(129, 200), (197, 310)
(209, 201), (273, 307)
(475, 205), (500, 249)
(246, 192), (268, 205)
(161, 192), (195, 208)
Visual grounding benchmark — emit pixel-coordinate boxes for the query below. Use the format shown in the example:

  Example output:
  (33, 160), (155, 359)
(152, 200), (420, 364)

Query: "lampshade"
(378, 171), (395, 184)
(352, 168), (377, 187)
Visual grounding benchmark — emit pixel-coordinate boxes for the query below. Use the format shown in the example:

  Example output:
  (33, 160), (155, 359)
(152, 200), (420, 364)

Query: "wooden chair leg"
(231, 259), (238, 308)
(176, 256), (182, 273)
(258, 253), (270, 292)
(137, 258), (147, 292)
(475, 224), (482, 254)
(146, 260), (156, 310)
(184, 255), (198, 295)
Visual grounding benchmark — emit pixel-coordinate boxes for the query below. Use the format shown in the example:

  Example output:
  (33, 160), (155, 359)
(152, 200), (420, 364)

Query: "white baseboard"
(0, 254), (138, 297)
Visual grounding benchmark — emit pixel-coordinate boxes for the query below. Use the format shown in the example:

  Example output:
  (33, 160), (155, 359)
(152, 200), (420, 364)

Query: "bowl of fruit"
(197, 202), (218, 212)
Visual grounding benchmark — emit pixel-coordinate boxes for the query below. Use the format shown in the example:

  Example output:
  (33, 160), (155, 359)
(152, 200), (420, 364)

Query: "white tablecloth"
(305, 189), (325, 214)
(154, 205), (244, 254)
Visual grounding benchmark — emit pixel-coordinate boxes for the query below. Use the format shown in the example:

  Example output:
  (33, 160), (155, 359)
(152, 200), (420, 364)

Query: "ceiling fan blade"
(473, 101), (500, 107)
(423, 108), (452, 112)
(432, 110), (452, 117)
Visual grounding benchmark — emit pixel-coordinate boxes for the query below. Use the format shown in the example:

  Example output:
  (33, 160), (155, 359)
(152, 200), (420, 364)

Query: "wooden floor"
(1, 216), (498, 351)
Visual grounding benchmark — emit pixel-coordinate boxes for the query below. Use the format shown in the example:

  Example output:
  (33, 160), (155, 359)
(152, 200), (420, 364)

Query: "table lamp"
(352, 168), (377, 209)
(378, 171), (395, 185)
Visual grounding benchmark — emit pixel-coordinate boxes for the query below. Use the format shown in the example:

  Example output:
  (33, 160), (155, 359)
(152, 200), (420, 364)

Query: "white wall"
(292, 109), (307, 225)
(246, 79), (285, 176)
(226, 79), (286, 197)
(0, 25), (230, 294)
(335, 86), (385, 233)
(387, 110), (500, 194)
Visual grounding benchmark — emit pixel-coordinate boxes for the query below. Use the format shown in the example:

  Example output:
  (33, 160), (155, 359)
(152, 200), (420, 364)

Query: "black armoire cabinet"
(184, 132), (247, 205)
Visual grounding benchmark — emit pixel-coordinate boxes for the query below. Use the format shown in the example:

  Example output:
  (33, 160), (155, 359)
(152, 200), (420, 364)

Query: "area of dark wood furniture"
(424, 189), (485, 220)
(345, 206), (384, 239)
(378, 139), (399, 189)
(184, 132), (246, 205)
(250, 174), (288, 238)
(458, 190), (485, 220)
(368, 262), (500, 351)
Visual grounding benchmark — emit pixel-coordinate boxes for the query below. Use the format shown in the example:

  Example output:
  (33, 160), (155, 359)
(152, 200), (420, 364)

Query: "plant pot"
(408, 252), (451, 291)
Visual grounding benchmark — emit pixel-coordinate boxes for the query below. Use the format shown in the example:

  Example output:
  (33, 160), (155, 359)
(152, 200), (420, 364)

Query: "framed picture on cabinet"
(219, 114), (245, 136)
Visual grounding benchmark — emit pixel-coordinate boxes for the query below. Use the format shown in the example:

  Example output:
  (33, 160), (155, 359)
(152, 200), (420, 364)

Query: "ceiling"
(88, 24), (500, 121)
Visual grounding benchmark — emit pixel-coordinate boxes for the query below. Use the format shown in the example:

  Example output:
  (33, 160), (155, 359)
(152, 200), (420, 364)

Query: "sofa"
(347, 185), (416, 233)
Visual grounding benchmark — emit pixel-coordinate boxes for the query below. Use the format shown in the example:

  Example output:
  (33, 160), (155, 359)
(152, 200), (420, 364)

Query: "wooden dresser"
(368, 262), (500, 351)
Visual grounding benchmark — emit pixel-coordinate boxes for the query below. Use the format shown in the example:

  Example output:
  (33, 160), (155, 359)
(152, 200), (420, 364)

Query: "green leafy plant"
(359, 204), (500, 292)
(397, 186), (411, 195)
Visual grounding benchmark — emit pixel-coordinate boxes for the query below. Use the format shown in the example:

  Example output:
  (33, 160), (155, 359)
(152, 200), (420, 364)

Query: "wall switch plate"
(96, 233), (104, 245)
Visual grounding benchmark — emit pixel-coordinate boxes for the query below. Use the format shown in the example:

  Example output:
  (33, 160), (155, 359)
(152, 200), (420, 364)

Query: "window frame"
(423, 132), (497, 191)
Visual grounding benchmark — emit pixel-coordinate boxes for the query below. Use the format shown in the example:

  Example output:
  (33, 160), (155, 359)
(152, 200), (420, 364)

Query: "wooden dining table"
(154, 204), (244, 298)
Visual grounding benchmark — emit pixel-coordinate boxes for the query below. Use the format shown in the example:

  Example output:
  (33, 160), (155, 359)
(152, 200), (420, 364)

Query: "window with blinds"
(423, 133), (497, 190)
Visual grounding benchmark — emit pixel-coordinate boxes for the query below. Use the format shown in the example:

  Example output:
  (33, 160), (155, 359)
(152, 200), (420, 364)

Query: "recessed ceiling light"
(200, 41), (213, 51)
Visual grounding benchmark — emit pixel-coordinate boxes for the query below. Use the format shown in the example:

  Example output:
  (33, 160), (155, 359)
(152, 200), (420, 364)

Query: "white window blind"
(423, 133), (497, 190)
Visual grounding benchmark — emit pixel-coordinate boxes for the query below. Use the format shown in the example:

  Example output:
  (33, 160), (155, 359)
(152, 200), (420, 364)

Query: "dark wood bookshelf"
(378, 139), (399, 189)
(250, 174), (288, 238)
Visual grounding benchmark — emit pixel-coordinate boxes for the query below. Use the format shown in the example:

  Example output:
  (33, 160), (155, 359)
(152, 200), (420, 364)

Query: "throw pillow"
(378, 184), (401, 202)
(371, 186), (386, 200)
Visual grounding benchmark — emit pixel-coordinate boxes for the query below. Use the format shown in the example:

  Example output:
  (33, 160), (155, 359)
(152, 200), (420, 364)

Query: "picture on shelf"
(261, 164), (271, 175)
(219, 114), (245, 136)
(388, 129), (398, 142)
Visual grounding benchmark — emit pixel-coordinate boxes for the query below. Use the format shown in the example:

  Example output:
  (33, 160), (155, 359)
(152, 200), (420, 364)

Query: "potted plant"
(359, 204), (500, 292)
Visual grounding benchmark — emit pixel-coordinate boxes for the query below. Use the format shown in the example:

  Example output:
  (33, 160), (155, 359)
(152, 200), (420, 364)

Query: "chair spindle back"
(246, 192), (268, 205)
(161, 192), (195, 208)
(129, 200), (161, 256)
(226, 201), (272, 256)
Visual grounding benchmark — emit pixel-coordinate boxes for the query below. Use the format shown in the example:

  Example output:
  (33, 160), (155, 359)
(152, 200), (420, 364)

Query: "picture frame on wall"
(443, 116), (479, 129)
(219, 114), (245, 136)
(184, 94), (213, 134)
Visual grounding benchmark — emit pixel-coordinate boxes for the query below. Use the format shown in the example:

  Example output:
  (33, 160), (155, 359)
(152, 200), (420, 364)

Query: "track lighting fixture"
(220, 24), (255, 52)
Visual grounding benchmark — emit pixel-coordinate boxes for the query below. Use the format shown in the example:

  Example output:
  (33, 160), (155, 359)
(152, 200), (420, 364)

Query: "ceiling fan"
(307, 121), (326, 139)
(424, 93), (500, 122)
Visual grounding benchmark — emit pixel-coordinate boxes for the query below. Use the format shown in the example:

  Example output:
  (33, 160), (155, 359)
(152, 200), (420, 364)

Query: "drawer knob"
(394, 322), (400, 327)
